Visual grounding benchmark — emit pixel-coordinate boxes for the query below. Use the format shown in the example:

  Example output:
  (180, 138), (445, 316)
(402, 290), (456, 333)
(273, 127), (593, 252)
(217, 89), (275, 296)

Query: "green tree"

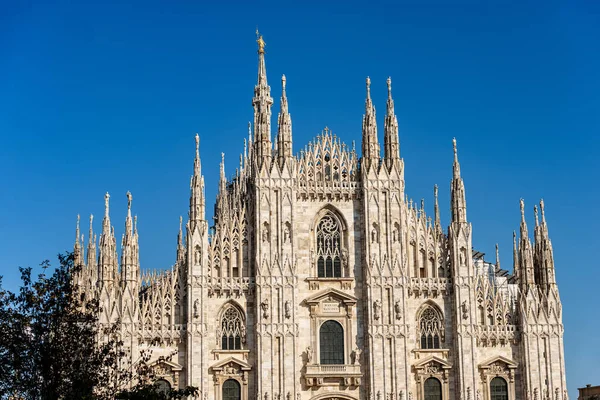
(0, 253), (197, 400)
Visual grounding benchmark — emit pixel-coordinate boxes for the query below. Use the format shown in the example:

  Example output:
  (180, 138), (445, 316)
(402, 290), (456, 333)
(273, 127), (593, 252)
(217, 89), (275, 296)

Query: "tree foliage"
(0, 253), (197, 400)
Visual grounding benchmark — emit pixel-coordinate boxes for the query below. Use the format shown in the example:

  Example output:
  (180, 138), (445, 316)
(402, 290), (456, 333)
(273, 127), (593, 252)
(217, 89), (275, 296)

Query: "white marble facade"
(72, 36), (567, 400)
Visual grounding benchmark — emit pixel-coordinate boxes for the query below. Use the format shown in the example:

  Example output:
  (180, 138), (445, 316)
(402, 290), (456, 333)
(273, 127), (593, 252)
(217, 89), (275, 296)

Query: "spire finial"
(387, 77), (392, 97)
(89, 214), (94, 235)
(534, 205), (539, 226)
(495, 243), (500, 268)
(540, 199), (546, 224)
(366, 76), (371, 99)
(76, 214), (81, 241)
(127, 191), (132, 213)
(104, 192), (110, 217)
(195, 133), (200, 153)
(520, 198), (525, 222)
(453, 137), (458, 158)
(256, 29), (265, 53)
(282, 74), (286, 92)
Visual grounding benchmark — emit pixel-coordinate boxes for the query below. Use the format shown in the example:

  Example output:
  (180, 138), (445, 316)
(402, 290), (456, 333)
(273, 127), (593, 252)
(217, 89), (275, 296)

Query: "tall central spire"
(252, 30), (273, 169)
(361, 77), (379, 171)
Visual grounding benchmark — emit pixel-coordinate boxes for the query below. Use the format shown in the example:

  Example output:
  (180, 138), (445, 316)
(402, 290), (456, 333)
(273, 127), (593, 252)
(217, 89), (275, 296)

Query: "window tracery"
(220, 305), (245, 350)
(418, 305), (443, 349)
(316, 212), (342, 278)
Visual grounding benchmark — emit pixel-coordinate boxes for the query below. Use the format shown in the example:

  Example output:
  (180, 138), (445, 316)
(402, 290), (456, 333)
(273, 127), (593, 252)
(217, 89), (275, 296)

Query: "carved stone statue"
(306, 346), (312, 364)
(395, 301), (402, 320)
(353, 347), (361, 365)
(261, 299), (269, 319)
(284, 300), (291, 319)
(193, 299), (199, 319)
(283, 223), (290, 243)
(373, 300), (382, 320)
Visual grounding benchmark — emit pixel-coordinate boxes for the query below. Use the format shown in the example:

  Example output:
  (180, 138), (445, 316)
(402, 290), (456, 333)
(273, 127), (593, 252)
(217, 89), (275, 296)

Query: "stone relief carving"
(461, 300), (468, 320)
(306, 346), (312, 364)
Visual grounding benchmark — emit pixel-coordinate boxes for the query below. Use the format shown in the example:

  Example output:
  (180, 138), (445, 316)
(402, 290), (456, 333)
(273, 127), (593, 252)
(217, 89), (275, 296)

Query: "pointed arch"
(416, 302), (444, 349)
(312, 206), (348, 278)
(217, 301), (246, 350)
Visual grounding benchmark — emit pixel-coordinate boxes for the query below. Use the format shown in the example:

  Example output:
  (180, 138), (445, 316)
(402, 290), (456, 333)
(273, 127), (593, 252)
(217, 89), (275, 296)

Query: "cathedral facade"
(72, 36), (568, 400)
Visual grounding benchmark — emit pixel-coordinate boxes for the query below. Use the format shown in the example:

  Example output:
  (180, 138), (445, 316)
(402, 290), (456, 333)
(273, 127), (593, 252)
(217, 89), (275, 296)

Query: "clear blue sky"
(1, 0), (598, 394)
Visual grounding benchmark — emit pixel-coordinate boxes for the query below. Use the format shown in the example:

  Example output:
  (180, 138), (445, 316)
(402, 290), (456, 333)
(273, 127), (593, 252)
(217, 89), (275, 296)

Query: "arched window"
(222, 379), (241, 400)
(490, 377), (508, 400)
(320, 320), (344, 364)
(419, 305), (443, 349)
(221, 305), (244, 350)
(316, 212), (342, 278)
(155, 379), (171, 394)
(424, 377), (442, 400)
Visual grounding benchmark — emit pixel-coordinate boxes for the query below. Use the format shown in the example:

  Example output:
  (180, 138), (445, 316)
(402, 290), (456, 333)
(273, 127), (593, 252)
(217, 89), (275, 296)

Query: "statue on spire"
(256, 29), (265, 53)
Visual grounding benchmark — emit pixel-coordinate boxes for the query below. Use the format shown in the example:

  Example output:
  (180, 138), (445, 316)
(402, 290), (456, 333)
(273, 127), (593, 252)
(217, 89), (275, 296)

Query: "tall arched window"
(419, 305), (443, 349)
(316, 212), (342, 278)
(319, 320), (344, 364)
(490, 377), (508, 400)
(221, 305), (244, 350)
(222, 379), (241, 400)
(424, 377), (442, 400)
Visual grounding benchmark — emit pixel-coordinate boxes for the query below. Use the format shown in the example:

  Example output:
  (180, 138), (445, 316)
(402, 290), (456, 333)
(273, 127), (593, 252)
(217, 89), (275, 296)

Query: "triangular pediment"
(479, 355), (517, 369)
(413, 355), (452, 369)
(211, 356), (251, 371)
(305, 287), (357, 305)
(148, 359), (183, 372)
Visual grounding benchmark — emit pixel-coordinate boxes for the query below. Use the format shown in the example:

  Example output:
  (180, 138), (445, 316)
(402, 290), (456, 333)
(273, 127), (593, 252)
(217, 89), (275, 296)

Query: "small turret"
(74, 214), (84, 267)
(86, 215), (97, 284)
(361, 77), (380, 170)
(177, 216), (185, 264)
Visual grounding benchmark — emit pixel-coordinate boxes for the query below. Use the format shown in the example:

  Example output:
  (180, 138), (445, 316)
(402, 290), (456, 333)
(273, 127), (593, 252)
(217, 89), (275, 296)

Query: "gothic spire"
(219, 152), (226, 194)
(99, 192), (117, 284)
(74, 214), (83, 267)
(189, 134), (206, 229)
(276, 74), (293, 168)
(86, 214), (97, 281)
(434, 184), (441, 233)
(537, 199), (556, 288)
(177, 216), (185, 264)
(252, 31), (273, 169)
(450, 138), (467, 223)
(518, 199), (536, 288)
(383, 77), (400, 170)
(120, 191), (139, 283)
(361, 77), (379, 170)
(495, 243), (500, 270)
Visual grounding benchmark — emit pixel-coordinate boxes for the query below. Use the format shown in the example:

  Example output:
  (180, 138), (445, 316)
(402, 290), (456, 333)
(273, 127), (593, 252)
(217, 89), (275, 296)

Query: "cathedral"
(71, 35), (568, 400)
